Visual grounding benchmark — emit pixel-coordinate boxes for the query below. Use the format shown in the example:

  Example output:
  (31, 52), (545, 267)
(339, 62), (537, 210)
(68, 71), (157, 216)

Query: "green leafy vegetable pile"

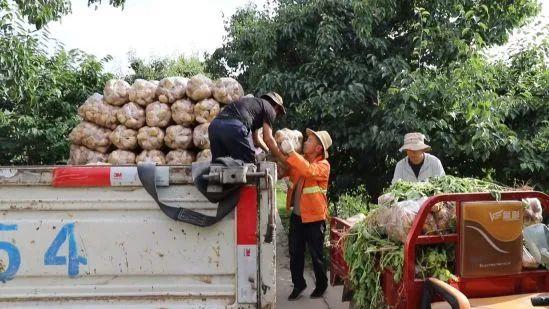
(342, 176), (508, 308)
(385, 175), (506, 202)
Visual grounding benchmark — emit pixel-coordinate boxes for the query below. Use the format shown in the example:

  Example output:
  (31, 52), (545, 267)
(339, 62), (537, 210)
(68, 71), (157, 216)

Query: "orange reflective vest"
(285, 152), (330, 223)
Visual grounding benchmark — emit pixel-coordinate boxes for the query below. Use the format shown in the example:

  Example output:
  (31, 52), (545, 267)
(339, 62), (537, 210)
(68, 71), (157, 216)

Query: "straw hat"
(306, 128), (332, 158)
(399, 132), (430, 152)
(260, 92), (286, 115)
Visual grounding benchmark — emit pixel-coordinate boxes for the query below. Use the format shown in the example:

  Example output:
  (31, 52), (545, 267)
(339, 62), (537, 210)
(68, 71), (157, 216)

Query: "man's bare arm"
(262, 122), (285, 161)
(253, 129), (269, 152)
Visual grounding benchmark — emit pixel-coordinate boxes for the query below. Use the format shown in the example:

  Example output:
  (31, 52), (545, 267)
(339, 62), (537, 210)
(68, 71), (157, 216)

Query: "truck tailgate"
(0, 164), (276, 308)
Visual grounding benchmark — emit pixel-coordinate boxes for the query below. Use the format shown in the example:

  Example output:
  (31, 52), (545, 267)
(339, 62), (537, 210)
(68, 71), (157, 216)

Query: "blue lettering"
(44, 223), (87, 277)
(0, 223), (21, 282)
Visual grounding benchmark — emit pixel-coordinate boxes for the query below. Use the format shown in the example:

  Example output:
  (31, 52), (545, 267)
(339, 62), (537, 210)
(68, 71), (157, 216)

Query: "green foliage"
(125, 53), (207, 83)
(379, 50), (548, 191)
(1, 0), (72, 29)
(0, 48), (112, 164)
(344, 218), (454, 308)
(0, 0), (202, 166)
(87, 0), (125, 8)
(352, 0), (539, 68)
(0, 0), (124, 31)
(386, 176), (506, 202)
(344, 224), (403, 308)
(415, 245), (455, 282)
(330, 185), (371, 218)
(0, 1), (112, 165)
(275, 182), (290, 233)
(210, 0), (545, 195)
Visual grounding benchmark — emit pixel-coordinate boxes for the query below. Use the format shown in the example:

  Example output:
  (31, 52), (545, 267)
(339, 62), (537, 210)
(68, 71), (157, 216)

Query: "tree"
(5, 0), (71, 29)
(210, 0), (544, 195)
(125, 53), (206, 83)
(378, 48), (548, 191)
(0, 1), (119, 164)
(87, 0), (125, 8)
(2, 0), (125, 29)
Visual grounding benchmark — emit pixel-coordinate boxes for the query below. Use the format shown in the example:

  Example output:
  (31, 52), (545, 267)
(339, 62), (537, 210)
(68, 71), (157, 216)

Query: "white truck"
(0, 162), (277, 308)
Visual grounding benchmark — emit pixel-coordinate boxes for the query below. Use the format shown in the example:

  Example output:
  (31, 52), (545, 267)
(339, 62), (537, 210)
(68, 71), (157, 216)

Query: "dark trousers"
(208, 118), (256, 163)
(289, 213), (328, 289)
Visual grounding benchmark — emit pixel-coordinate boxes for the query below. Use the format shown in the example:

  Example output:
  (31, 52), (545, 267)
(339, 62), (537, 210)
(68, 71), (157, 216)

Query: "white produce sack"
(78, 93), (119, 129)
(523, 198), (543, 227)
(171, 99), (195, 127)
(194, 99), (220, 124)
(275, 128), (303, 153)
(136, 150), (166, 165)
(146, 101), (171, 127)
(166, 149), (195, 165)
(164, 125), (193, 149)
(156, 77), (188, 103)
(186, 74), (213, 101)
(109, 125), (138, 150)
(129, 79), (157, 106)
(104, 79), (131, 106)
(193, 123), (210, 149)
(117, 102), (145, 129)
(108, 150), (136, 165)
(375, 197), (455, 243)
(137, 126), (165, 150)
(196, 149), (212, 162)
(69, 121), (112, 153)
(212, 77), (244, 104)
(68, 144), (108, 165)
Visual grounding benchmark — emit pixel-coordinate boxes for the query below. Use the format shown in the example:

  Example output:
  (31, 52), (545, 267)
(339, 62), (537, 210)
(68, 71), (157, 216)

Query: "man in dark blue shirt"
(208, 92), (286, 163)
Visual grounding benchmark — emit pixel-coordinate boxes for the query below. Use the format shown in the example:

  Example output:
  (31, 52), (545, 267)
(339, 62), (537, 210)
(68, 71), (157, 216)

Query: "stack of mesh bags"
(68, 75), (244, 165)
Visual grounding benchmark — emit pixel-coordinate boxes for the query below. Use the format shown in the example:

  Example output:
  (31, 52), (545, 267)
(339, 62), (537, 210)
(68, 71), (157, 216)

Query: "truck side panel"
(0, 182), (236, 306)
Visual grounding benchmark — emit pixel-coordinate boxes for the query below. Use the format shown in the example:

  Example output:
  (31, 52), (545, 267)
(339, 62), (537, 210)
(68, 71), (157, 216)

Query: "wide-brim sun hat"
(260, 92), (286, 115)
(399, 132), (431, 152)
(306, 128), (332, 158)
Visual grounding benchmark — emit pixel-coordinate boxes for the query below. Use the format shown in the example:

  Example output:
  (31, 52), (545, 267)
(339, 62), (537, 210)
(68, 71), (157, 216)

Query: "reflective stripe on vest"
(302, 186), (327, 195)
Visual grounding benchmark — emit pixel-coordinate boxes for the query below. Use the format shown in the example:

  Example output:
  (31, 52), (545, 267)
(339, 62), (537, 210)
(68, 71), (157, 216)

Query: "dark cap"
(260, 92), (286, 115)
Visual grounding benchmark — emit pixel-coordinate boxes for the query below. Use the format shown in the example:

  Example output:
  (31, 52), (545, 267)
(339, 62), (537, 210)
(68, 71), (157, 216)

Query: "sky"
(48, 0), (547, 75)
(482, 1), (548, 63)
(48, 0), (268, 75)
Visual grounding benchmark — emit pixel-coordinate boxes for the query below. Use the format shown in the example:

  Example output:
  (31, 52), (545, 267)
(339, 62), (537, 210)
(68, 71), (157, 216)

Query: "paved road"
(275, 212), (348, 309)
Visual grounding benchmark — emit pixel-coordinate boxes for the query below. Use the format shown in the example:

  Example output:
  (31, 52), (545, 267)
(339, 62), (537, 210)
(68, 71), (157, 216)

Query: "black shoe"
(288, 285), (306, 301)
(310, 285), (327, 298)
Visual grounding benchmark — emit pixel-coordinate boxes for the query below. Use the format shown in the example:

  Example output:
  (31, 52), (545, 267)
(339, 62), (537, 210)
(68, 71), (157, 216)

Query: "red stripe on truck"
(237, 185), (258, 245)
(52, 166), (111, 187)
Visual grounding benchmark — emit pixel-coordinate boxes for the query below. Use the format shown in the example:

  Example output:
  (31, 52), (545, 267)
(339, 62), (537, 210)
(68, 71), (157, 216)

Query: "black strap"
(137, 163), (237, 227)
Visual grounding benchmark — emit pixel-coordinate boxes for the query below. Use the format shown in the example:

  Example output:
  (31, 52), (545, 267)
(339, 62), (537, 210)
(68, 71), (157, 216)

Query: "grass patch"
(276, 181), (290, 233)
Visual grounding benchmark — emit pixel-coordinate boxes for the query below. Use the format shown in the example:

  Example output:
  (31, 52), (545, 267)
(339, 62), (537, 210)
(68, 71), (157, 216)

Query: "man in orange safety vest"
(279, 128), (332, 301)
